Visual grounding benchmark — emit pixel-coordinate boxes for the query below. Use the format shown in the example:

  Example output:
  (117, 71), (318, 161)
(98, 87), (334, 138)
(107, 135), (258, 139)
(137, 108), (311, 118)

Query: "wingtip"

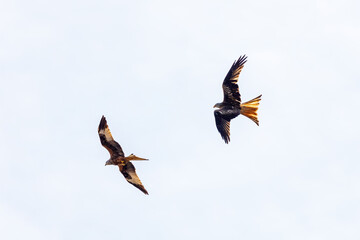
(237, 54), (248, 65)
(98, 115), (108, 132)
(139, 187), (149, 195)
(221, 133), (230, 144)
(239, 54), (247, 59)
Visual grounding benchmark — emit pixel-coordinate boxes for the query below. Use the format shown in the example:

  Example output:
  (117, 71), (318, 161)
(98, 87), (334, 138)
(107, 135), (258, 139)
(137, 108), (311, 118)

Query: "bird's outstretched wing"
(222, 55), (247, 105)
(98, 116), (124, 157)
(214, 110), (231, 144)
(119, 162), (148, 195)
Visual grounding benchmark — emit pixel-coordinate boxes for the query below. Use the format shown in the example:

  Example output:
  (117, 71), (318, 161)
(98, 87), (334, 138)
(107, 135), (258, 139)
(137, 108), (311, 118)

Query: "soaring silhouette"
(214, 55), (262, 143)
(98, 116), (149, 194)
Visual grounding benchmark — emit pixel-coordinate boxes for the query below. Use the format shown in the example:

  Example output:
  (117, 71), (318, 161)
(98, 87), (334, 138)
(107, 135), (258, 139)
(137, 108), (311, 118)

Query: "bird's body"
(98, 116), (149, 195)
(214, 55), (262, 143)
(215, 106), (241, 123)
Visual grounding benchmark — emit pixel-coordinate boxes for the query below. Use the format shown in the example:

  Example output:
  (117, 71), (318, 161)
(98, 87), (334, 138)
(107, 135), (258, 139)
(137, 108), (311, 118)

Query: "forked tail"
(125, 153), (148, 161)
(240, 94), (262, 125)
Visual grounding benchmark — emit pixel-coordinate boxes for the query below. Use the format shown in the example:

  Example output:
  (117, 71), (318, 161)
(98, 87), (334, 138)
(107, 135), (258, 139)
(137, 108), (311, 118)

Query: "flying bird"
(214, 55), (262, 143)
(98, 116), (149, 195)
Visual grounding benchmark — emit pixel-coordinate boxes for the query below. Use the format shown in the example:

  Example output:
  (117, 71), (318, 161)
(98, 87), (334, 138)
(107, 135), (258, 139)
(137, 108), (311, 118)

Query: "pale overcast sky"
(1, 0), (359, 239)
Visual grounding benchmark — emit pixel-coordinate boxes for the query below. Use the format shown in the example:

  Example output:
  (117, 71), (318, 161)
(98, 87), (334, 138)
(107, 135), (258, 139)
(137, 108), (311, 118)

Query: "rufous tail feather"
(240, 94), (262, 125)
(125, 154), (148, 161)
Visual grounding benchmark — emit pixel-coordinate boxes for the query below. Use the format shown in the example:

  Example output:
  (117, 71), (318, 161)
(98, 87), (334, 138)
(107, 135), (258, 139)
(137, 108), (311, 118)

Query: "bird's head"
(105, 159), (113, 166)
(213, 103), (223, 109)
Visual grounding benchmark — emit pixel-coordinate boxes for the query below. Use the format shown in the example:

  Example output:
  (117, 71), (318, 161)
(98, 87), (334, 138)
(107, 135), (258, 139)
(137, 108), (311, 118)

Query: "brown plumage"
(214, 55), (262, 143)
(98, 116), (149, 195)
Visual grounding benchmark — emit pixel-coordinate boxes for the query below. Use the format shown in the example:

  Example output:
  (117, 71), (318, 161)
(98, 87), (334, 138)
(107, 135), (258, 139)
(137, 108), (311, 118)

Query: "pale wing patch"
(119, 162), (148, 195)
(103, 125), (114, 142)
(98, 116), (114, 141)
(126, 170), (145, 186)
(229, 64), (244, 82)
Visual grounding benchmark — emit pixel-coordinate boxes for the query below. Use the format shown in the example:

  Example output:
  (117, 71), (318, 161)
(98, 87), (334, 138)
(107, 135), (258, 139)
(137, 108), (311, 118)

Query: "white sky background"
(0, 0), (359, 239)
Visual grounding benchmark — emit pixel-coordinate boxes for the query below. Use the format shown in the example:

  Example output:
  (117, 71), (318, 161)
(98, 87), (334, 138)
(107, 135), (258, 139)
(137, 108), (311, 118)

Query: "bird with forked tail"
(214, 55), (262, 144)
(98, 115), (149, 195)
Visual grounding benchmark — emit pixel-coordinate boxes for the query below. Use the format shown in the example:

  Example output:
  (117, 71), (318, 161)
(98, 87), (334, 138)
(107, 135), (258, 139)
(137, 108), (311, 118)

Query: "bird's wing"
(98, 116), (124, 157)
(222, 55), (247, 105)
(214, 110), (231, 144)
(119, 162), (148, 195)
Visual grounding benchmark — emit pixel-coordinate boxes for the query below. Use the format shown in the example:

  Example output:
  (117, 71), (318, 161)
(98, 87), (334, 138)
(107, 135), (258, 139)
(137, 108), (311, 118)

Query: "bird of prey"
(98, 116), (149, 195)
(213, 55), (262, 143)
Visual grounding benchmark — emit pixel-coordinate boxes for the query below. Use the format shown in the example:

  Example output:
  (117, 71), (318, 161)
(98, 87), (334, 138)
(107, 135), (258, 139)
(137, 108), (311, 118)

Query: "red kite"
(98, 116), (149, 194)
(214, 55), (262, 143)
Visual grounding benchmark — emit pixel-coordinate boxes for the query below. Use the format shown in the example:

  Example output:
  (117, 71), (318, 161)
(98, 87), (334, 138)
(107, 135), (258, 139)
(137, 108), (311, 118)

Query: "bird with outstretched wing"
(98, 115), (149, 195)
(213, 55), (262, 143)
